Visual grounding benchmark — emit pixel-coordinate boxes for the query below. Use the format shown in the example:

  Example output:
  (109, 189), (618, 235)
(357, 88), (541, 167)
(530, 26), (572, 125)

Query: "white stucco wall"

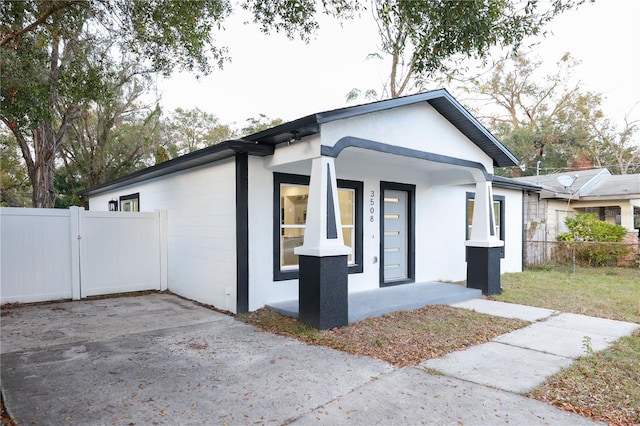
(493, 187), (525, 275)
(85, 101), (520, 312)
(247, 149), (525, 309)
(320, 102), (495, 174)
(88, 159), (238, 312)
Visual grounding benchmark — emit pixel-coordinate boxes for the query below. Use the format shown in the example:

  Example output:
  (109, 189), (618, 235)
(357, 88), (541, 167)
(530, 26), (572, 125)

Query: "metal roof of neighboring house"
(245, 88), (518, 168)
(513, 168), (610, 197)
(579, 173), (640, 200)
(513, 168), (640, 200)
(81, 89), (518, 197)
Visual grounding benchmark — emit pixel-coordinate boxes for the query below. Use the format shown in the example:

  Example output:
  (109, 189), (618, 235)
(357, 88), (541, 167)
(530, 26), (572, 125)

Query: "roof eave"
(492, 175), (542, 191)
(80, 140), (273, 197)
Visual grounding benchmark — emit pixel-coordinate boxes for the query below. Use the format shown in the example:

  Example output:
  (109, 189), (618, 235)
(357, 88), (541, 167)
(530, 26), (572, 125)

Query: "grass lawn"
(496, 265), (640, 425)
(494, 265), (640, 323)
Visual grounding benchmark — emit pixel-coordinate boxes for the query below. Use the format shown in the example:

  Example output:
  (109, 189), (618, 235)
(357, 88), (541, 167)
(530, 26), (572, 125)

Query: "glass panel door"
(382, 190), (408, 282)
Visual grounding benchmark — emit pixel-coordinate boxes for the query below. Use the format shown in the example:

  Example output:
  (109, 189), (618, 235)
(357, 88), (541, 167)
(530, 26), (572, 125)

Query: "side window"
(119, 193), (140, 212)
(466, 192), (505, 257)
(274, 173), (362, 281)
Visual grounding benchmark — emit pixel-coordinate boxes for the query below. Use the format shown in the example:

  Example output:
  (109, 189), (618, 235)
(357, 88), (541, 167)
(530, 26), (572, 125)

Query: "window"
(119, 193), (140, 212)
(466, 192), (505, 257)
(274, 173), (362, 281)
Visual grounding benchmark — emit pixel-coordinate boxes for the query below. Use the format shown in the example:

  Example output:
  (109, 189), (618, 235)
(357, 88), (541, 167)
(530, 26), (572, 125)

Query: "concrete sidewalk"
(425, 299), (640, 393)
(2, 294), (635, 425)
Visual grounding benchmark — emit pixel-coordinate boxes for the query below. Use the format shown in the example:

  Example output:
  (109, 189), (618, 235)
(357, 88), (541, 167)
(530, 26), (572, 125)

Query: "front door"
(383, 189), (407, 282)
(381, 183), (414, 286)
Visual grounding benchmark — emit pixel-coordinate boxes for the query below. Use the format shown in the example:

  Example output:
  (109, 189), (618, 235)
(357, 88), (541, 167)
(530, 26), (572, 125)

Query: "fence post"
(69, 206), (84, 300)
(158, 210), (168, 291)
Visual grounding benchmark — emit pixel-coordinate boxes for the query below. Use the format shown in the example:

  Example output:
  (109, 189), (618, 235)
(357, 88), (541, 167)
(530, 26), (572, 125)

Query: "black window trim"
(119, 192), (140, 211)
(273, 172), (363, 281)
(466, 191), (505, 258)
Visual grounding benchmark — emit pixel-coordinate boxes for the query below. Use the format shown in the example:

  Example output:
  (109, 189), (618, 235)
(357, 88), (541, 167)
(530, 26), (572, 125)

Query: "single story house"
(81, 89), (537, 328)
(514, 168), (640, 242)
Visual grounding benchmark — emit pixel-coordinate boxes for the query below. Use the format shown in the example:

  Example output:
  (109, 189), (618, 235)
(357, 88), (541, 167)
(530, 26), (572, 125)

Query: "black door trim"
(379, 181), (415, 287)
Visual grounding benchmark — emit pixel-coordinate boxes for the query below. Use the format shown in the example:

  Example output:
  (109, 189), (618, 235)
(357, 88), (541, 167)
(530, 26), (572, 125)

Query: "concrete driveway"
(1, 294), (599, 425)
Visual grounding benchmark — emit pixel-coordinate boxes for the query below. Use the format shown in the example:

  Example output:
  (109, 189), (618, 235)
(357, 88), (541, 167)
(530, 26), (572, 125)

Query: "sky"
(156, 0), (640, 129)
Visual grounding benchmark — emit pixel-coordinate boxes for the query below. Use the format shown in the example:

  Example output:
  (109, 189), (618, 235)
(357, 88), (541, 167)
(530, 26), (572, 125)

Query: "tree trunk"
(31, 122), (58, 208)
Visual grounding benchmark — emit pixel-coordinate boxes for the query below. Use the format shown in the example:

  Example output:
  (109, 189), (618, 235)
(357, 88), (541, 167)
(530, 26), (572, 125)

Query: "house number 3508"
(369, 190), (375, 222)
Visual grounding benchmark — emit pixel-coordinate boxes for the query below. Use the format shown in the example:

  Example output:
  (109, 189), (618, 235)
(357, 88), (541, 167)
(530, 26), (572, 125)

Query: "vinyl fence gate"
(0, 207), (168, 304)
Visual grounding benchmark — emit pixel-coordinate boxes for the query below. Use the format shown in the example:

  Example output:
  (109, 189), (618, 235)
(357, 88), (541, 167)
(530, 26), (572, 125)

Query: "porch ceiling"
(335, 147), (481, 186)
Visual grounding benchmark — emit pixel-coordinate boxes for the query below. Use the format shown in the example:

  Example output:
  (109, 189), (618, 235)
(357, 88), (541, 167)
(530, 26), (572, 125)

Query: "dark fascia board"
(425, 92), (518, 168)
(79, 140), (273, 197)
(492, 175), (543, 192)
(243, 89), (518, 167)
(243, 115), (320, 145)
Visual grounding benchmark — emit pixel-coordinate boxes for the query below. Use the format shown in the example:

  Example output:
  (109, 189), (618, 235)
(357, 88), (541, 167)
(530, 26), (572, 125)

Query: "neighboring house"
(514, 168), (640, 243)
(81, 89), (535, 328)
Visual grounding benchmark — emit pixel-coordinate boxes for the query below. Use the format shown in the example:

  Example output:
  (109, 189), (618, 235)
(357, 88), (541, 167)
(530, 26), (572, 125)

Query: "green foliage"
(557, 213), (631, 266)
(0, 131), (31, 206)
(239, 114), (284, 135)
(350, 0), (584, 100)
(582, 335), (594, 356)
(1, 0), (338, 207)
(471, 54), (602, 176)
(243, 0), (358, 42)
(161, 107), (235, 157)
(471, 52), (639, 177)
(57, 73), (162, 201)
(558, 213), (627, 242)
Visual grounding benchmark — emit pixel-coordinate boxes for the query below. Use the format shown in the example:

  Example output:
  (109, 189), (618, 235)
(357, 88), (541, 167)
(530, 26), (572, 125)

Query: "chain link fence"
(524, 240), (640, 269)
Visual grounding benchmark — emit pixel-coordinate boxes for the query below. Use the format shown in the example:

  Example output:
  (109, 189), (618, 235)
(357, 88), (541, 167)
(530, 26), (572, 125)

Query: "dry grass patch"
(241, 305), (528, 367)
(493, 265), (639, 425)
(529, 330), (640, 426)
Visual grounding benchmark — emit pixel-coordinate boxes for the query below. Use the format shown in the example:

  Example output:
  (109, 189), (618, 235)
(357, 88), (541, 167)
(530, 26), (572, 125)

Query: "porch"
(267, 282), (481, 324)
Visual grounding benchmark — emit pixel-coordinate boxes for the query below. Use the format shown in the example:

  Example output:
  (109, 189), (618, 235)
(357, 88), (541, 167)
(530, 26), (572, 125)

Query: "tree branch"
(0, 188), (20, 207)
(0, 1), (81, 47)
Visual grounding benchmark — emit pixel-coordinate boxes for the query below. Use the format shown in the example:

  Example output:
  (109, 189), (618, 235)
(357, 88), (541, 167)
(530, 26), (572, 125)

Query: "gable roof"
(245, 88), (518, 168)
(81, 89), (518, 197)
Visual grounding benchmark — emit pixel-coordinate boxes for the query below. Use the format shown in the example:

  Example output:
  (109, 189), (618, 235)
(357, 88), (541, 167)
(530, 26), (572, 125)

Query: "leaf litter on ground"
(241, 304), (529, 367)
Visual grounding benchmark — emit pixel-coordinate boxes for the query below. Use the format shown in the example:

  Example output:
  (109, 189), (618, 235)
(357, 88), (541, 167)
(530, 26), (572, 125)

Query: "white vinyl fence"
(0, 207), (167, 304)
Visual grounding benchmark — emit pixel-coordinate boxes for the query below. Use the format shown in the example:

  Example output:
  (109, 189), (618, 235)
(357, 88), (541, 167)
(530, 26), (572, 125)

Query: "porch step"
(266, 282), (481, 324)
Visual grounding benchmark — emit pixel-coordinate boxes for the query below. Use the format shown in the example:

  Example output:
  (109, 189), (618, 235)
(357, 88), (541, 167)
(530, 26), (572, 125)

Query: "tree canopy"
(469, 53), (639, 176)
(349, 0), (585, 100)
(1, 0), (355, 207)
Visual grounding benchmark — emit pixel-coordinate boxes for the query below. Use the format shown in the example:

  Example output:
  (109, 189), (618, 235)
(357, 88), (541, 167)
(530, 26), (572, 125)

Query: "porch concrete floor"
(267, 282), (481, 323)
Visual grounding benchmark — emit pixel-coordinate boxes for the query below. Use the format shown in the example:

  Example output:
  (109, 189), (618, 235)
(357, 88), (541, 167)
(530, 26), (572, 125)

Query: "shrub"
(557, 213), (630, 266)
(558, 213), (627, 242)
